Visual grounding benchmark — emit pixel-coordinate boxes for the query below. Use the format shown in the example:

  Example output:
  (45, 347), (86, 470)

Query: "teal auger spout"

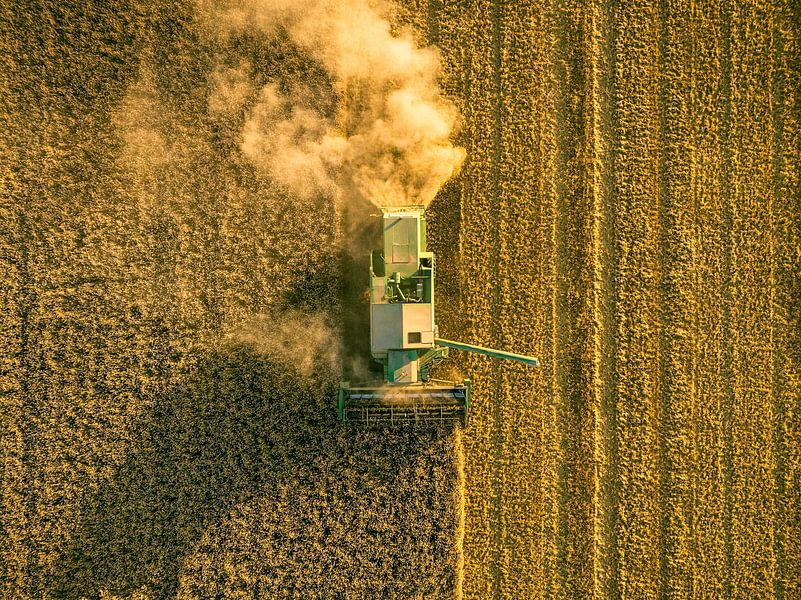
(434, 338), (540, 367)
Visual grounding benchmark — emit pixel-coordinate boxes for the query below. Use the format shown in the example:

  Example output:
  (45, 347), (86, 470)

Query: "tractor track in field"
(592, 1), (622, 596)
(769, 5), (792, 596)
(551, 1), (597, 596)
(783, 8), (801, 581)
(777, 5), (801, 589)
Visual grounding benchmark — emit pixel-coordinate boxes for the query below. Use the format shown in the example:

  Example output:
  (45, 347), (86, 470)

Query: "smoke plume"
(200, 0), (465, 208)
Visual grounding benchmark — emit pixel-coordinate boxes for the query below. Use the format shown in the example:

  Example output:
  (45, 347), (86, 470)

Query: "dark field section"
(1, 2), (461, 598)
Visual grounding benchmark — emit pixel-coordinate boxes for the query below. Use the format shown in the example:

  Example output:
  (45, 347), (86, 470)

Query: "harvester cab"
(338, 206), (540, 426)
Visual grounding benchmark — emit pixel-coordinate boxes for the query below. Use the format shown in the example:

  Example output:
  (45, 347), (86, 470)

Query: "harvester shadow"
(48, 342), (440, 598)
(335, 197), (384, 383)
(284, 203), (384, 383)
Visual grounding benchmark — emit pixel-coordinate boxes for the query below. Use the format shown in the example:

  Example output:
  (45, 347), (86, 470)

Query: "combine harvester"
(339, 206), (539, 426)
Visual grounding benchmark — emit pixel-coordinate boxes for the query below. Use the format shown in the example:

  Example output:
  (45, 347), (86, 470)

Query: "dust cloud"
(207, 61), (254, 117)
(199, 0), (466, 209)
(228, 310), (340, 383)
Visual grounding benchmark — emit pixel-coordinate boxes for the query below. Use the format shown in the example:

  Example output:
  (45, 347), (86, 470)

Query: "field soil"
(2, 1), (800, 599)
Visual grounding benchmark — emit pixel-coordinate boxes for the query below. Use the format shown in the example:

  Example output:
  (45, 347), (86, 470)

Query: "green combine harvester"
(339, 206), (540, 426)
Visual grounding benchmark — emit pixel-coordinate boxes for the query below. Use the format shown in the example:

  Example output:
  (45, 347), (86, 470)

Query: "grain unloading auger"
(339, 206), (540, 426)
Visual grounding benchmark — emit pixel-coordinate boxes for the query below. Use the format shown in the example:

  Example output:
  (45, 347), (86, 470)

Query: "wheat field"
(2, 0), (799, 598)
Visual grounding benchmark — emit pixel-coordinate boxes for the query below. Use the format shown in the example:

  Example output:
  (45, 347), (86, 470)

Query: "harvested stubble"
(404, 0), (801, 598)
(1, 2), (462, 598)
